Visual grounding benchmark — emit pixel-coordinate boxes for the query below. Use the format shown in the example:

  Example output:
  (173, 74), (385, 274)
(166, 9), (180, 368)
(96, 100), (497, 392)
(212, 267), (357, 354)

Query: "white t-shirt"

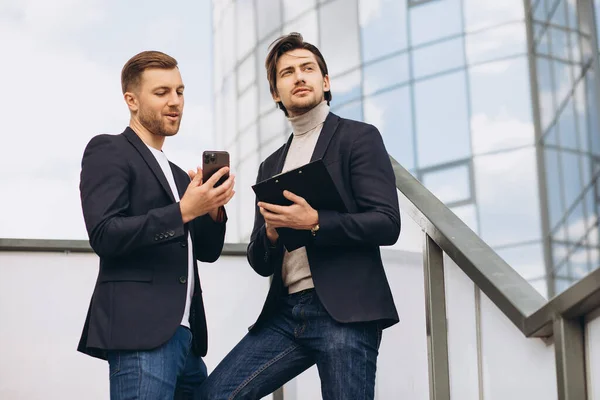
(146, 145), (194, 328)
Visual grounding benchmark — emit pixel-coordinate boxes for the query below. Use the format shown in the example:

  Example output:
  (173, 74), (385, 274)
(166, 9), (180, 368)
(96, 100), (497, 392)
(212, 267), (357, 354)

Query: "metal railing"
(2, 158), (600, 399)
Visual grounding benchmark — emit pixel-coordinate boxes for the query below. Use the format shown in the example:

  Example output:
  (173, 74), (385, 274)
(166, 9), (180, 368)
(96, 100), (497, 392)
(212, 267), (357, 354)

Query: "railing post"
(423, 234), (451, 400)
(273, 387), (284, 400)
(553, 316), (587, 400)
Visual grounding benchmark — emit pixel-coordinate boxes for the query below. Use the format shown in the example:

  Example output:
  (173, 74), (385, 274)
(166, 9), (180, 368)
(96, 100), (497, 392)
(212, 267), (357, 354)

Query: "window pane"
(283, 9), (318, 47)
(554, 60), (573, 108)
(463, 0), (524, 32)
(586, 71), (600, 156)
(536, 57), (555, 131)
(558, 99), (579, 150)
(415, 71), (471, 168)
(450, 203), (479, 234)
(332, 69), (362, 106)
(239, 123), (258, 160)
(364, 86), (415, 170)
(237, 54), (256, 94)
(550, 0), (568, 27)
(260, 109), (286, 144)
(238, 85), (257, 131)
(553, 242), (570, 268)
(567, 200), (587, 242)
(496, 243), (545, 280)
(222, 4), (236, 74)
(410, 0), (463, 47)
(569, 246), (590, 279)
(332, 100), (363, 122)
(320, 0), (360, 76)
(223, 74), (237, 147)
(363, 53), (410, 96)
(239, 152), (261, 240)
(575, 82), (589, 153)
(469, 58), (534, 154)
(550, 26), (570, 60)
(283, 0), (316, 22)
(256, 0), (281, 40)
(359, 0), (408, 62)
(412, 38), (464, 80)
(236, 0), (256, 60)
(475, 148), (542, 246)
(257, 33), (280, 114)
(466, 23), (526, 65)
(545, 148), (565, 229)
(422, 164), (471, 204)
(562, 151), (583, 209)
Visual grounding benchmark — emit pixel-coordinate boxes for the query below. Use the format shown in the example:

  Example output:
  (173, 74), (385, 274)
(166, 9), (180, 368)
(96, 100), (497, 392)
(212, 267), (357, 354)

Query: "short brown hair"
(265, 33), (332, 115)
(121, 51), (178, 94)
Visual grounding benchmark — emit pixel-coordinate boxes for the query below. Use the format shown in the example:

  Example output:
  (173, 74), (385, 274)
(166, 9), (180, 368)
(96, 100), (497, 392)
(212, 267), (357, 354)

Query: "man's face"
(129, 68), (184, 137)
(273, 49), (330, 117)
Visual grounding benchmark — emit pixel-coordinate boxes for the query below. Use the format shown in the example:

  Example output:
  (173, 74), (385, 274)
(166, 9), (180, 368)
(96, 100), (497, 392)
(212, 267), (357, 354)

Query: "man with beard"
(78, 50), (235, 399)
(199, 33), (400, 400)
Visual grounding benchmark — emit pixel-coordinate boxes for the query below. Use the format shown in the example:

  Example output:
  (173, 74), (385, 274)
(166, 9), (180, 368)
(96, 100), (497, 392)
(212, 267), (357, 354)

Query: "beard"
(138, 107), (181, 137)
(285, 90), (324, 116)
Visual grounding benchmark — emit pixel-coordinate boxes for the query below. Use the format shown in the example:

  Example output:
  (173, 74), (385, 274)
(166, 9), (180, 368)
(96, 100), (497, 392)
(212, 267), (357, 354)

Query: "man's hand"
(265, 222), (279, 245)
(258, 190), (318, 231)
(180, 166), (235, 223)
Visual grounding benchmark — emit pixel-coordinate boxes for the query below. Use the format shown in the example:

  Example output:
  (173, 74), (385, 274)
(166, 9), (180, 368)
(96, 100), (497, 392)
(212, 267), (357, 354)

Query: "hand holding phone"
(202, 151), (230, 187)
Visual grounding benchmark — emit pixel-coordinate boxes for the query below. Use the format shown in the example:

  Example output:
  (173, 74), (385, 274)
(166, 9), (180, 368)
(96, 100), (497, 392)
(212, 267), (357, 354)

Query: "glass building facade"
(212, 0), (600, 297)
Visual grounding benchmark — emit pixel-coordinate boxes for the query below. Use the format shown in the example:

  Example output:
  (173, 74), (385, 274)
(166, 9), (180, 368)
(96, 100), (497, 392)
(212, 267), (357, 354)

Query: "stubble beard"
(139, 107), (181, 137)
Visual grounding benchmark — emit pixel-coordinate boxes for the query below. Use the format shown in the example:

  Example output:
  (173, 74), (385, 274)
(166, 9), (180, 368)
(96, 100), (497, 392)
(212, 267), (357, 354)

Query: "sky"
(0, 0), (214, 240)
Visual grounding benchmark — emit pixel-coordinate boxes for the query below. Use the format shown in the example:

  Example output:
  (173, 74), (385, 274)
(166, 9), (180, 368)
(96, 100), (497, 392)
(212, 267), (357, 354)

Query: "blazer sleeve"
(312, 125), (401, 247)
(247, 162), (284, 277)
(80, 135), (185, 258)
(190, 210), (227, 263)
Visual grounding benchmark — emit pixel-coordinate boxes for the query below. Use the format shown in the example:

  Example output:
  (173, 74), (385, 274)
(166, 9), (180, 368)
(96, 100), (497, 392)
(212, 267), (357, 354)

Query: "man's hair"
(265, 32), (332, 115)
(121, 51), (178, 94)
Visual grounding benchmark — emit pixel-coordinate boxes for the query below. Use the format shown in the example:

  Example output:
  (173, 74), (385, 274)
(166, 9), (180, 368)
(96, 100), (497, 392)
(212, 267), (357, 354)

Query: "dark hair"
(121, 51), (178, 94)
(265, 32), (332, 116)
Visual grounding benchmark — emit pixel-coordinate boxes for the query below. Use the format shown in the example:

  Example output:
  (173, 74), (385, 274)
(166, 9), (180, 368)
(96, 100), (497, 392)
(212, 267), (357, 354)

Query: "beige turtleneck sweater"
(281, 101), (330, 293)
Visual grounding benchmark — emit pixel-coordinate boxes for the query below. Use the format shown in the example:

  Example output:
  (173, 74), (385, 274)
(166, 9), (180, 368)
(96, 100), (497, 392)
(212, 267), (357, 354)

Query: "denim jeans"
(199, 289), (382, 400)
(107, 326), (208, 400)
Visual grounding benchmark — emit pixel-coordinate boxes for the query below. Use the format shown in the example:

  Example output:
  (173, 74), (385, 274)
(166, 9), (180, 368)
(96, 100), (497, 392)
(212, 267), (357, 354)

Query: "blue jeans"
(107, 326), (208, 400)
(199, 289), (382, 400)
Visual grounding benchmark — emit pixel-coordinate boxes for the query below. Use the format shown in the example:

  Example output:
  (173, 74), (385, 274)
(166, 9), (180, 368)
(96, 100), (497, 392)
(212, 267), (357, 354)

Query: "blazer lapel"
(274, 133), (294, 175)
(310, 112), (340, 162)
(123, 127), (176, 203)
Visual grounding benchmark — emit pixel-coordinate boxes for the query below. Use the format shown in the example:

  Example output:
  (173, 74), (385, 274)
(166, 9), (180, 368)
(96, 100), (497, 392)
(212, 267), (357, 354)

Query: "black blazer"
(248, 112), (400, 329)
(78, 127), (226, 360)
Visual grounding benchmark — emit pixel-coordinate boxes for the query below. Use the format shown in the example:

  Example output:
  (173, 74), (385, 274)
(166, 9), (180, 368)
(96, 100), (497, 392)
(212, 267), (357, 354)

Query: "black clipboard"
(252, 159), (347, 252)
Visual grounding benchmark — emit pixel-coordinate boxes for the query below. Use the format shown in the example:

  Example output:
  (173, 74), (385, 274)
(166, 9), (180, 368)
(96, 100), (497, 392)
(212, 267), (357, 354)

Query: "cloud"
(463, 0), (524, 32)
(471, 113), (534, 155)
(0, 0), (213, 240)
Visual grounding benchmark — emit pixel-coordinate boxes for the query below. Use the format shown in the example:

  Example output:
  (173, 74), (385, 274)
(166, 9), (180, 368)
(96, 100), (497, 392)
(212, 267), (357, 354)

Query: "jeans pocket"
(108, 352), (121, 378)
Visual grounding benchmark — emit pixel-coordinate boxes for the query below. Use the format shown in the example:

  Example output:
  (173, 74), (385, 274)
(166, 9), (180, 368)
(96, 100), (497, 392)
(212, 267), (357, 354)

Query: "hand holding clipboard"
(252, 159), (347, 251)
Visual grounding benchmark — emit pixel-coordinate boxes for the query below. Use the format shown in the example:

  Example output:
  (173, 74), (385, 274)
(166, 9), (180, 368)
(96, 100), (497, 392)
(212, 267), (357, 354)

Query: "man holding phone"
(78, 50), (235, 399)
(200, 33), (400, 399)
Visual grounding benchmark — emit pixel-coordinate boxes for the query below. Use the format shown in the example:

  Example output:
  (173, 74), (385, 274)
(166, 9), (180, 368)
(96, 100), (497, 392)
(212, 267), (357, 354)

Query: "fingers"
(257, 201), (287, 215)
(206, 166), (230, 186)
(191, 167), (203, 185)
(282, 190), (305, 205)
(187, 169), (196, 180)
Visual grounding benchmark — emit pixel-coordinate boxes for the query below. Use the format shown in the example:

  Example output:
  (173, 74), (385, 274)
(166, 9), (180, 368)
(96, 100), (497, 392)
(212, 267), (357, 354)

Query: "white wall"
(587, 309), (600, 400)
(0, 244), (578, 400)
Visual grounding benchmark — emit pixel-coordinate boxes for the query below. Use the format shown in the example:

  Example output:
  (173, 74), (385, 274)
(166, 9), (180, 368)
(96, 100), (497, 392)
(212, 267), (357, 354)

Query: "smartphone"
(202, 150), (230, 187)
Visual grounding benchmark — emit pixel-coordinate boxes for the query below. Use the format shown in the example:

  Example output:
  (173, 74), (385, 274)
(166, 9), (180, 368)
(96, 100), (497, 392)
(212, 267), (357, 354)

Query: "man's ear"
(124, 92), (138, 112)
(272, 90), (281, 103)
(323, 75), (330, 92)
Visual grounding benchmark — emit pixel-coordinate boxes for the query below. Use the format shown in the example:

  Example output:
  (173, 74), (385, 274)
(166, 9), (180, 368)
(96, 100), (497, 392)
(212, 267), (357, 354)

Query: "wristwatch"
(310, 223), (320, 237)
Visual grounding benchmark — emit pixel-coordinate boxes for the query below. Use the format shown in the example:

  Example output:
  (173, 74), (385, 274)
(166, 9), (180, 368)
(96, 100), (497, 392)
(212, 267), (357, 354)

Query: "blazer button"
(180, 241), (187, 247)
(179, 276), (187, 284)
(154, 234), (159, 241)
(169, 231), (175, 237)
